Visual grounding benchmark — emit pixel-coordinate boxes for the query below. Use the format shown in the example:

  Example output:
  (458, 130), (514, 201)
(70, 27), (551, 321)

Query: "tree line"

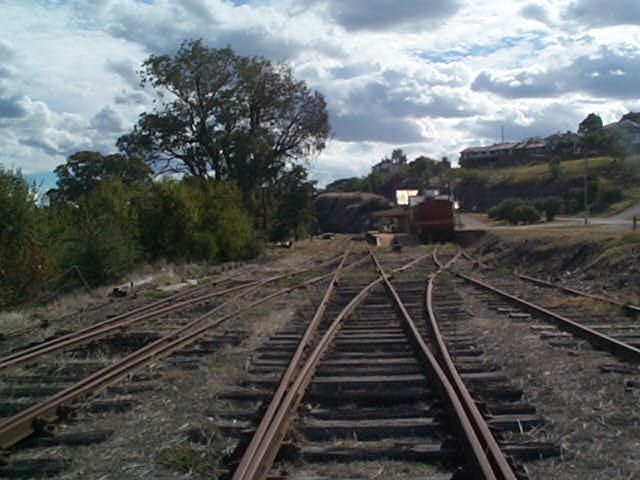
(325, 148), (453, 199)
(0, 40), (328, 308)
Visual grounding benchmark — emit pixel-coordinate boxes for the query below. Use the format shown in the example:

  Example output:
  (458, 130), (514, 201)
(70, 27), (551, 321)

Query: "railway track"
(452, 252), (640, 363)
(445, 249), (640, 478)
(219, 247), (556, 479)
(0, 252), (354, 476)
(0, 243), (577, 478)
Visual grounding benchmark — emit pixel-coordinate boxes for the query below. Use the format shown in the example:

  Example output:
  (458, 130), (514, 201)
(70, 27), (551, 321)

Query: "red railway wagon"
(409, 198), (455, 241)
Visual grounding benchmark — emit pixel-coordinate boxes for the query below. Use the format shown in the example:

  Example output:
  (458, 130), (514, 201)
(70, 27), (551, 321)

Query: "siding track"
(0, 252), (355, 476)
(227, 247), (553, 480)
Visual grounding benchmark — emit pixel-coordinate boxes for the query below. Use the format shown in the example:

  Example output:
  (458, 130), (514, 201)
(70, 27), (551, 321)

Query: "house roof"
(604, 119), (640, 132)
(460, 139), (546, 155)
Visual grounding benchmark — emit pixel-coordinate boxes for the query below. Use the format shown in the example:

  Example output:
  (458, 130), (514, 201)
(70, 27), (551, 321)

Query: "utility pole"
(500, 125), (505, 144)
(584, 156), (589, 225)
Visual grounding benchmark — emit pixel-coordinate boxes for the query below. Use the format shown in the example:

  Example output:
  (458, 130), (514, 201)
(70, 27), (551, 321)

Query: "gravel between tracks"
(457, 283), (640, 480)
(31, 293), (310, 479)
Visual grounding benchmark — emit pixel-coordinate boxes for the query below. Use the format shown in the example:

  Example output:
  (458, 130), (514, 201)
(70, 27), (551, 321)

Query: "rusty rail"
(0, 254), (356, 451)
(460, 248), (639, 315)
(232, 250), (434, 480)
(233, 249), (517, 480)
(374, 251), (516, 480)
(0, 255), (345, 371)
(454, 250), (640, 361)
(518, 273), (640, 314)
(427, 251), (517, 479)
(457, 272), (640, 363)
(231, 249), (351, 480)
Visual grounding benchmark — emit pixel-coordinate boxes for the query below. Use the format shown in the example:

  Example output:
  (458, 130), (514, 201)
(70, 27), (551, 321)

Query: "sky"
(1, 0), (640, 188)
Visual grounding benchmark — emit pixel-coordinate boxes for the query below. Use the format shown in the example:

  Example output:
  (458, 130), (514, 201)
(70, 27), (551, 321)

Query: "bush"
(568, 181), (599, 214)
(488, 198), (541, 224)
(57, 216), (138, 286)
(54, 179), (140, 286)
(488, 198), (526, 221)
(548, 156), (562, 179)
(534, 196), (563, 221)
(135, 179), (253, 262)
(0, 168), (53, 306)
(510, 204), (541, 224)
(597, 184), (624, 207)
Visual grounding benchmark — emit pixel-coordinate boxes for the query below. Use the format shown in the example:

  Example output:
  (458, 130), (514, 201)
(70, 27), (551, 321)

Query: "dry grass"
(459, 286), (640, 480)
(544, 295), (613, 314)
(461, 156), (621, 186)
(490, 226), (618, 244)
(289, 460), (449, 480)
(0, 310), (35, 335)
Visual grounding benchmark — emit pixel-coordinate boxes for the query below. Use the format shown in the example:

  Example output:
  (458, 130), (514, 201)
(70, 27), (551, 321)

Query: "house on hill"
(372, 158), (400, 174)
(459, 139), (547, 168)
(603, 118), (640, 153)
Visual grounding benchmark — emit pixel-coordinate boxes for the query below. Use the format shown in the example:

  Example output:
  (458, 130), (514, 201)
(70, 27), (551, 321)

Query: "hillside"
(454, 154), (640, 214)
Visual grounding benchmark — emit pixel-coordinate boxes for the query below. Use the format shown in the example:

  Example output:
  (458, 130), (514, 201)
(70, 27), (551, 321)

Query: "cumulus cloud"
(472, 47), (640, 99)
(114, 91), (147, 105)
(105, 59), (141, 90)
(90, 106), (127, 133)
(462, 103), (585, 144)
(520, 3), (550, 24)
(307, 0), (460, 31)
(331, 112), (425, 143)
(566, 0), (640, 27)
(0, 95), (27, 118)
(3, 0), (640, 184)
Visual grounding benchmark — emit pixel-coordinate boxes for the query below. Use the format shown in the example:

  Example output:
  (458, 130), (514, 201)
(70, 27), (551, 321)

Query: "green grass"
(143, 288), (173, 299)
(158, 445), (215, 475)
(489, 156), (615, 184)
(607, 232), (640, 248)
(485, 266), (512, 278)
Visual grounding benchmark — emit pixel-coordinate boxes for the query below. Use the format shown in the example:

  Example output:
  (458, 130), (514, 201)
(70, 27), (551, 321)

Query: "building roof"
(604, 119), (640, 132)
(460, 139), (546, 155)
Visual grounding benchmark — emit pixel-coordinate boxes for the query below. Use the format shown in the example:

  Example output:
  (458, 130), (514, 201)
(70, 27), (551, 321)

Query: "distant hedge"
(488, 198), (541, 224)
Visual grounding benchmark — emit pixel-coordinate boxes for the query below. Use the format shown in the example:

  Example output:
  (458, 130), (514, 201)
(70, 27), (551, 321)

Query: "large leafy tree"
(51, 150), (152, 203)
(117, 40), (329, 196)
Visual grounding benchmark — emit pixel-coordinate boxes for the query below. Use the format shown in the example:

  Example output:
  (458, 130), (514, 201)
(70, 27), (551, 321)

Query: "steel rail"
(373, 252), (516, 479)
(459, 248), (639, 314)
(0, 255), (345, 371)
(517, 273), (640, 314)
(424, 252), (517, 479)
(233, 251), (433, 480)
(0, 283), (254, 370)
(0, 256), (356, 451)
(455, 272), (640, 363)
(232, 249), (351, 480)
(237, 280), (381, 480)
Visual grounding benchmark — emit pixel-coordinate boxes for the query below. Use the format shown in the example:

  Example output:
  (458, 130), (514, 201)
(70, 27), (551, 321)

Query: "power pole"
(584, 156), (589, 225)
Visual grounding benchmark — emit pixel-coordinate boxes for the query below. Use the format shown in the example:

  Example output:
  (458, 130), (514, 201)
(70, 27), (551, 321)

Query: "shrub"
(54, 179), (140, 286)
(488, 198), (541, 224)
(597, 184), (624, 207)
(0, 168), (53, 306)
(534, 196), (563, 221)
(510, 204), (541, 224)
(135, 178), (253, 262)
(488, 198), (526, 221)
